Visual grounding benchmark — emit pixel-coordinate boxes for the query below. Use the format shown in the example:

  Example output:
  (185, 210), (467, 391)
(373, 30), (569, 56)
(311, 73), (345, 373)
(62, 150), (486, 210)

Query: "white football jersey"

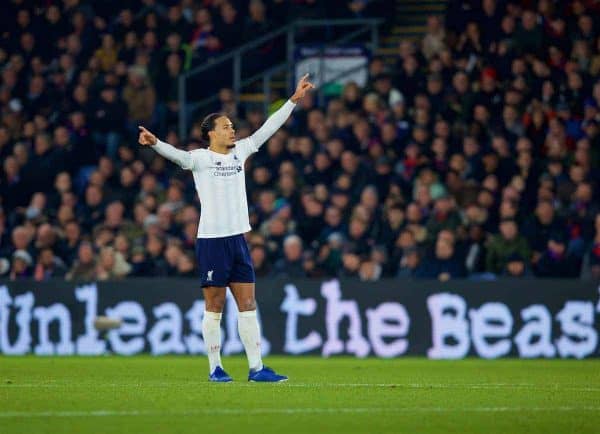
(152, 100), (296, 238)
(189, 137), (256, 237)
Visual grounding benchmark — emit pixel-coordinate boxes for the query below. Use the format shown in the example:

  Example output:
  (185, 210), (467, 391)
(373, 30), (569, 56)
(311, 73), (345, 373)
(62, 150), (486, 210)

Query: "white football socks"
(202, 311), (223, 373)
(238, 310), (264, 371)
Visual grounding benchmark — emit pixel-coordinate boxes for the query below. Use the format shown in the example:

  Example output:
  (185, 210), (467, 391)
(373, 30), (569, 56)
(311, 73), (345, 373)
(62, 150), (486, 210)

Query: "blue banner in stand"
(294, 45), (370, 89)
(0, 278), (599, 358)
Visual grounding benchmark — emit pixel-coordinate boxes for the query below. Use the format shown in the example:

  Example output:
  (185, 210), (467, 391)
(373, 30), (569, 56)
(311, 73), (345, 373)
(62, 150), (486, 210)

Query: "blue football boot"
(209, 366), (233, 382)
(248, 366), (288, 382)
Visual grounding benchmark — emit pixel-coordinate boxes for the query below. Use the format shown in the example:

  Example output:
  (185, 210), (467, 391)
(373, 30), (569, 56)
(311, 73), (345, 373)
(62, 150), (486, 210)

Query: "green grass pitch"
(1, 356), (599, 434)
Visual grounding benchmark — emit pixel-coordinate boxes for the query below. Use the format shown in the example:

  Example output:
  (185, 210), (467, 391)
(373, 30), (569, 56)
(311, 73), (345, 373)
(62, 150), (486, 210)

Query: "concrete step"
(395, 15), (428, 25)
(239, 93), (266, 103)
(376, 47), (400, 56)
(396, 0), (447, 6)
(270, 80), (287, 89)
(391, 25), (427, 35)
(396, 0), (447, 4)
(396, 3), (447, 13)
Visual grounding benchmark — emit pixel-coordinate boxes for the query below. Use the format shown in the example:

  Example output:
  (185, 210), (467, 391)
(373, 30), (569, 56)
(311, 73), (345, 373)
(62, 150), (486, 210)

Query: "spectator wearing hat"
(486, 219), (531, 275)
(317, 232), (344, 277)
(535, 231), (582, 278)
(10, 250), (33, 280)
(502, 252), (532, 278)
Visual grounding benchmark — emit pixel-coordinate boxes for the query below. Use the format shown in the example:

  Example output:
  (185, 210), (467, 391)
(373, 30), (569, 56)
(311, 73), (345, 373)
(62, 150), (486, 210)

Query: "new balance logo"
(207, 270), (214, 281)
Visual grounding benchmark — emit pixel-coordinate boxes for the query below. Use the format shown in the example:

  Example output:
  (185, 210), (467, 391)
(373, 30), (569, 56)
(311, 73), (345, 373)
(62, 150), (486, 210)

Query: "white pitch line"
(2, 383), (600, 392)
(1, 407), (600, 418)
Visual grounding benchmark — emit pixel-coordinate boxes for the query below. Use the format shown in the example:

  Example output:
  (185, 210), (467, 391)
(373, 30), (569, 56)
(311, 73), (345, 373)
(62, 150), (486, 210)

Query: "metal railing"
(177, 18), (383, 138)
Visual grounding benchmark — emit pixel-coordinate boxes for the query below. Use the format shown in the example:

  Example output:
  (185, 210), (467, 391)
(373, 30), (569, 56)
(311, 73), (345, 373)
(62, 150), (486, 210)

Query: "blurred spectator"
(397, 246), (420, 278)
(96, 246), (131, 280)
(584, 214), (600, 280)
(91, 87), (127, 159)
(522, 200), (563, 263)
(243, 0), (271, 41)
(274, 234), (306, 278)
(190, 8), (222, 59)
(416, 236), (466, 281)
(10, 250), (32, 280)
(215, 2), (241, 51)
(66, 242), (96, 281)
(422, 15), (446, 60)
(122, 66), (156, 131)
(486, 219), (531, 275)
(535, 232), (582, 278)
(251, 243), (272, 277)
(359, 260), (382, 281)
(503, 253), (532, 278)
(33, 247), (67, 281)
(176, 252), (196, 277)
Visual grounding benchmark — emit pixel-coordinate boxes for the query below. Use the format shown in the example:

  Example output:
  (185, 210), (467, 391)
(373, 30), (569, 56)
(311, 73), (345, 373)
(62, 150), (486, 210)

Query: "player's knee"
(205, 297), (226, 312)
(238, 298), (256, 312)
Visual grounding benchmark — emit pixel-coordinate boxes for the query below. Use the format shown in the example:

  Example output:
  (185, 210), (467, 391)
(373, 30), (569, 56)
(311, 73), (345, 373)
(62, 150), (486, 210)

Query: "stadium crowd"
(0, 0), (599, 282)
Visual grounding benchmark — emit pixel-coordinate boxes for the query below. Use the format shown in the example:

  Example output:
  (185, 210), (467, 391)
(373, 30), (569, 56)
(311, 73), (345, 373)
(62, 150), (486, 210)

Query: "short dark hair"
(200, 113), (225, 142)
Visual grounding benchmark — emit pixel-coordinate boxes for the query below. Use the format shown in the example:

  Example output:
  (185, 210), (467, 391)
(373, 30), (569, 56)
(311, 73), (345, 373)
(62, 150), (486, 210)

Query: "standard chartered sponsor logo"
(212, 165), (242, 176)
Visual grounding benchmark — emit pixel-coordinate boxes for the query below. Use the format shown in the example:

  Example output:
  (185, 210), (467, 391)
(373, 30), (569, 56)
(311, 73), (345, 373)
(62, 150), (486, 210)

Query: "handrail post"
(286, 23), (295, 95)
(233, 54), (241, 101)
(318, 43), (325, 107)
(178, 75), (186, 140)
(178, 19), (383, 120)
(371, 22), (379, 51)
(263, 73), (270, 114)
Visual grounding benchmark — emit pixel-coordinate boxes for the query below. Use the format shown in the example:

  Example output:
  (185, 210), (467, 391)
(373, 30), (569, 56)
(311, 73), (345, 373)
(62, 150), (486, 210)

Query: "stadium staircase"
(179, 6), (447, 136)
(375, 0), (448, 68)
(240, 0), (449, 104)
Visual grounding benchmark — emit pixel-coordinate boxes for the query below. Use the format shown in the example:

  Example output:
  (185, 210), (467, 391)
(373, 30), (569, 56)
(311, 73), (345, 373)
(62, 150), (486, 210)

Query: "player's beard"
(226, 144), (236, 149)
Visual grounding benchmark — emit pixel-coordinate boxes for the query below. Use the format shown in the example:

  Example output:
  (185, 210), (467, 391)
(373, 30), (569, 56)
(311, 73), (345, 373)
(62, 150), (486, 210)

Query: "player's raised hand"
(291, 73), (315, 103)
(138, 126), (157, 146)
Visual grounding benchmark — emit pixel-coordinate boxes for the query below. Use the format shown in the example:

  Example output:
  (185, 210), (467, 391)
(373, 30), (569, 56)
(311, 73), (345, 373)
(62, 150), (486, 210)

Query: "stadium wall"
(0, 279), (599, 359)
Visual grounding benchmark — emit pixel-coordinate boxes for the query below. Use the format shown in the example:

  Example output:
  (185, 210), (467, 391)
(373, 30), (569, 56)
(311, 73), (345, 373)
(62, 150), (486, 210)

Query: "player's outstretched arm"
(138, 126), (195, 170)
(248, 74), (315, 149)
